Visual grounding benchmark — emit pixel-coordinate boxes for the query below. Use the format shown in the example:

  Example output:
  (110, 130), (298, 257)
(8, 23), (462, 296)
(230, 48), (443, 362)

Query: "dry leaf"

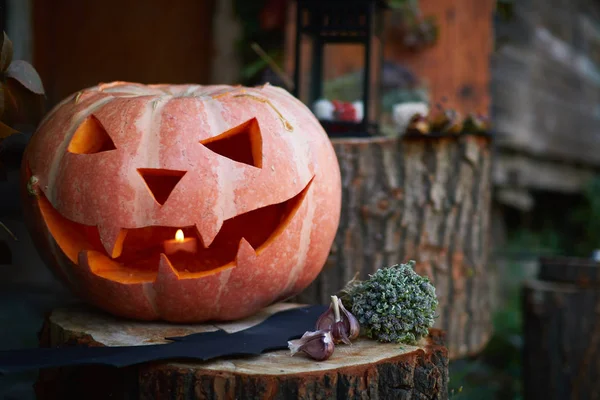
(0, 120), (19, 140)
(1, 79), (44, 126)
(0, 32), (13, 72)
(6, 60), (45, 95)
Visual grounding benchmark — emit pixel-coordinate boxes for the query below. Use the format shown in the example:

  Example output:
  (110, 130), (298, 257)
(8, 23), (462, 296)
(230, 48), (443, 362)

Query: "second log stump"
(523, 257), (600, 400)
(295, 134), (493, 359)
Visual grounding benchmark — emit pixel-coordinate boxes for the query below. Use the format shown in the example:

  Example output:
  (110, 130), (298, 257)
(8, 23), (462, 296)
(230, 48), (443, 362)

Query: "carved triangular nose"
(138, 169), (186, 206)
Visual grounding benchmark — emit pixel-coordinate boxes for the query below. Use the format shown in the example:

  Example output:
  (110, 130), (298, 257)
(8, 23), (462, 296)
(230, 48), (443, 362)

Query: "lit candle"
(163, 229), (197, 255)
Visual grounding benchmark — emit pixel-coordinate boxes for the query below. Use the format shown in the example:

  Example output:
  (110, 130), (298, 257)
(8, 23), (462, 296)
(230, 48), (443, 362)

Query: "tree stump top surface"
(47, 303), (441, 375)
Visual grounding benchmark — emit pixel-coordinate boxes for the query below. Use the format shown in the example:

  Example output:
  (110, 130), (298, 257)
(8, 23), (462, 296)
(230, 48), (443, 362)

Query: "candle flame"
(175, 229), (184, 242)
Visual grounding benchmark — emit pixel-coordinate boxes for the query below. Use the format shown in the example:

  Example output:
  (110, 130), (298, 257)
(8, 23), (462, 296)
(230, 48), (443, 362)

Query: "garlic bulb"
(288, 329), (335, 361)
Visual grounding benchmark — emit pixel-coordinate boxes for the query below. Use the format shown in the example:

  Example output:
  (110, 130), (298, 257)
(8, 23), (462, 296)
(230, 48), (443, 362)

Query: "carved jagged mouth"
(37, 177), (314, 282)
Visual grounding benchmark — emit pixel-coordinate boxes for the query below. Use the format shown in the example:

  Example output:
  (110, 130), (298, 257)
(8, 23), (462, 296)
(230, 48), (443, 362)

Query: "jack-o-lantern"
(21, 82), (341, 322)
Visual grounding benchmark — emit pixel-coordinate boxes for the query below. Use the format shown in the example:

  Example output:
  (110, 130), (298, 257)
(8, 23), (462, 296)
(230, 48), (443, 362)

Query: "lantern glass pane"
(312, 43), (365, 125)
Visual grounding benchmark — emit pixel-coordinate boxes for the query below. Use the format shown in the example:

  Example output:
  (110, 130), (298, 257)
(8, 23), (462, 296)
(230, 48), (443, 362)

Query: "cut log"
(35, 303), (449, 400)
(293, 133), (493, 359)
(523, 256), (600, 400)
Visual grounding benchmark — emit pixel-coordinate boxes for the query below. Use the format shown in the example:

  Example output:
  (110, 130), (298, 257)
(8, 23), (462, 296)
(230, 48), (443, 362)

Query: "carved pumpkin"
(21, 82), (341, 322)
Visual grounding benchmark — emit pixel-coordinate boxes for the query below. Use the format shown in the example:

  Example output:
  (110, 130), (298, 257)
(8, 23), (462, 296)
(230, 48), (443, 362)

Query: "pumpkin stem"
(0, 221), (17, 241)
(27, 175), (40, 197)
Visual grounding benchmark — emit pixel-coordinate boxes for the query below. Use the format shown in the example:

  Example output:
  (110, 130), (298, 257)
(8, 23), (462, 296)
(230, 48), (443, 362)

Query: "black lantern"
(292, 0), (387, 137)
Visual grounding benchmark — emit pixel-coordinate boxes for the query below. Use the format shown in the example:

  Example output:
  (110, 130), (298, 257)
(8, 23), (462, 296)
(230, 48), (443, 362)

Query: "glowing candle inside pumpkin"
(163, 229), (197, 255)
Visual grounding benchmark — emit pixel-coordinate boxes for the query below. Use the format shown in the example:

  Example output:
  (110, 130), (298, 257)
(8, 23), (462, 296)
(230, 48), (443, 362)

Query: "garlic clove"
(338, 298), (360, 341)
(315, 303), (336, 331)
(332, 320), (352, 345)
(288, 329), (335, 361)
(317, 295), (361, 344)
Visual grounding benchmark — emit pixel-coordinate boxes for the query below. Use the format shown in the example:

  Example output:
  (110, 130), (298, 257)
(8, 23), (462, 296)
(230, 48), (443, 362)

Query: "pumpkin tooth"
(156, 253), (180, 281)
(195, 219), (223, 248)
(237, 237), (258, 258)
(97, 226), (128, 258)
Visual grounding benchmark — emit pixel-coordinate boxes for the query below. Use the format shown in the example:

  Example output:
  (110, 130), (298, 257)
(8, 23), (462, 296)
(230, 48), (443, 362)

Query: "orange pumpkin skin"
(21, 82), (341, 322)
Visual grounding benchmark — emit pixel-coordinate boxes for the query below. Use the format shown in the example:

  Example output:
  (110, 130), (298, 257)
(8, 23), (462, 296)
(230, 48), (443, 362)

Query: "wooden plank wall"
(284, 0), (495, 116)
(32, 0), (216, 106)
(493, 0), (600, 168)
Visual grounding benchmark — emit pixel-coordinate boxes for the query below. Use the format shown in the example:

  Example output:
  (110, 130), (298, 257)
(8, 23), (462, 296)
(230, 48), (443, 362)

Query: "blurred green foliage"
(234, 0), (286, 85)
(570, 177), (600, 256)
(387, 0), (416, 7)
(495, 0), (515, 22)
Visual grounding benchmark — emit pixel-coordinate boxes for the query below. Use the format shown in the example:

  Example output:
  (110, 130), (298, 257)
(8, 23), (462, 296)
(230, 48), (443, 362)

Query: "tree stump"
(35, 303), (449, 400)
(523, 256), (600, 400)
(294, 134), (493, 359)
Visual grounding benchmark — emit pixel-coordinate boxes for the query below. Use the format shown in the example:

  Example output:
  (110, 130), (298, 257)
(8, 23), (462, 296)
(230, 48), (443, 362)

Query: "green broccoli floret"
(341, 260), (438, 344)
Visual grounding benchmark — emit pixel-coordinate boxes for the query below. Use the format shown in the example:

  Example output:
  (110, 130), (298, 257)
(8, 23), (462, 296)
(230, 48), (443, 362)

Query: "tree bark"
(523, 256), (600, 400)
(294, 134), (493, 359)
(35, 303), (449, 400)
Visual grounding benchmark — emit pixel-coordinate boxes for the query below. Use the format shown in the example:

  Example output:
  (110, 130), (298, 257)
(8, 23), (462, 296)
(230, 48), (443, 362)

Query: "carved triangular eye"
(68, 115), (116, 154)
(200, 118), (262, 168)
(138, 169), (186, 206)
